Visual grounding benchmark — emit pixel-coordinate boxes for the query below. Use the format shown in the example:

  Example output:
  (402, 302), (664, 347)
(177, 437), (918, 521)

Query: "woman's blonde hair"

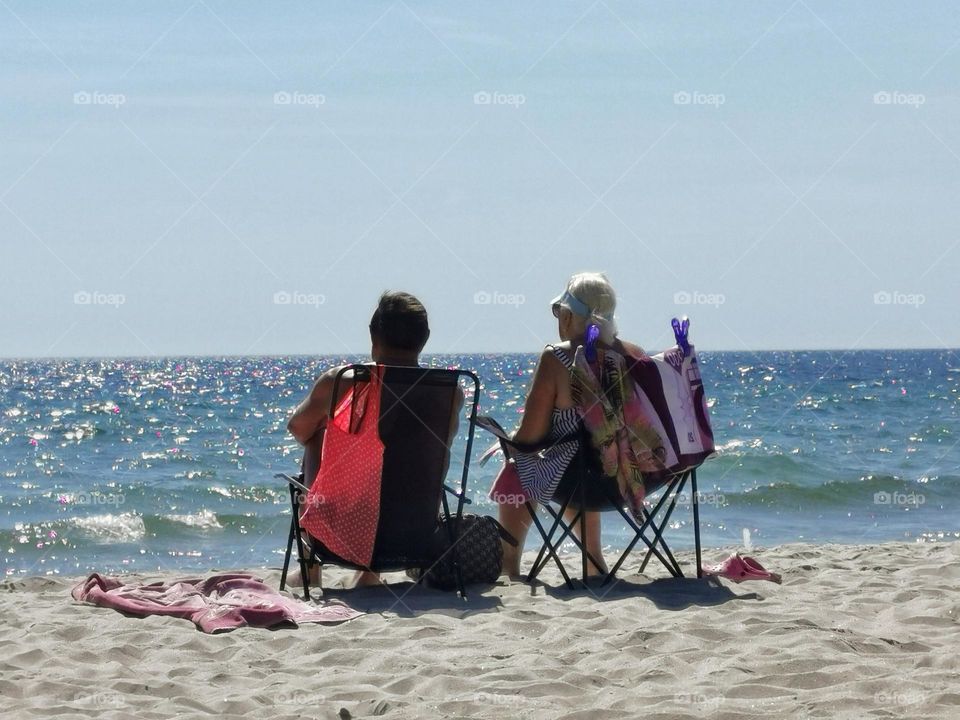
(565, 272), (618, 344)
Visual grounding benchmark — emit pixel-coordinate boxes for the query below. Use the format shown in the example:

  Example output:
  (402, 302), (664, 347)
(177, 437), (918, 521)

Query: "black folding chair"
(278, 364), (480, 599)
(522, 425), (705, 589)
(502, 425), (701, 589)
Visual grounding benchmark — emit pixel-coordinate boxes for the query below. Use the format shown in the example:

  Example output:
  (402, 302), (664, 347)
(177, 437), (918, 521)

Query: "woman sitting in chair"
(490, 272), (666, 577)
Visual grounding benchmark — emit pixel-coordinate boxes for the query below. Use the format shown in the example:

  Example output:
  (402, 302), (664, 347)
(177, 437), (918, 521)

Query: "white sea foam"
(71, 513), (145, 543)
(163, 509), (222, 530)
(715, 438), (763, 454)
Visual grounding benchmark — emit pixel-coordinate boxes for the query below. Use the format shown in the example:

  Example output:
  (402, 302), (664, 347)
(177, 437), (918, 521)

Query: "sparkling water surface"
(1, 351), (958, 576)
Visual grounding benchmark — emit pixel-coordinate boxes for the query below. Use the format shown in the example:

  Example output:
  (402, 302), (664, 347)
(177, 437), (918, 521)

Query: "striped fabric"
(514, 346), (582, 503)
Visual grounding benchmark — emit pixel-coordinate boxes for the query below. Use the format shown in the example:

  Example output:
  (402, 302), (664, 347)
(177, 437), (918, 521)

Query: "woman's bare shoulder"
(538, 344), (569, 370)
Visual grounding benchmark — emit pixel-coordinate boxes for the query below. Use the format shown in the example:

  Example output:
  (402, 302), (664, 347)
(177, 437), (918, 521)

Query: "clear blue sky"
(2, 1), (958, 356)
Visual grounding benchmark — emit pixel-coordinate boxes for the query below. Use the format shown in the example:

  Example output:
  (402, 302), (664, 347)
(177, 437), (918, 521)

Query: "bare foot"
(586, 557), (609, 578)
(285, 564), (320, 588)
(501, 546), (522, 578)
(352, 570), (383, 588)
(500, 559), (521, 578)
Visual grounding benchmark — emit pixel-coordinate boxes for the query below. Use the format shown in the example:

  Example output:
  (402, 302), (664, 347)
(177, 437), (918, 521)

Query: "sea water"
(1, 351), (958, 576)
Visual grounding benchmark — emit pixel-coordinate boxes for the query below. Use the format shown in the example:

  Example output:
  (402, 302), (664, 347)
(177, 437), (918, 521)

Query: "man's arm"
(287, 368), (338, 445)
(440, 387), (465, 480)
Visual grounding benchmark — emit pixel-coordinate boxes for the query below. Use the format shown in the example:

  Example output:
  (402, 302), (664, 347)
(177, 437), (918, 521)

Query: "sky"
(1, 1), (959, 357)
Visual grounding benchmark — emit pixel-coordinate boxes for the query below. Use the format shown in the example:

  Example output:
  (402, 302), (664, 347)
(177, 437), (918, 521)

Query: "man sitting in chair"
(287, 290), (461, 588)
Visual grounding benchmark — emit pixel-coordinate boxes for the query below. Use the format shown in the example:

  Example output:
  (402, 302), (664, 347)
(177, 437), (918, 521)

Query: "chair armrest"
(275, 472), (308, 493)
(443, 484), (472, 504)
(472, 415), (581, 454)
(278, 472), (473, 506)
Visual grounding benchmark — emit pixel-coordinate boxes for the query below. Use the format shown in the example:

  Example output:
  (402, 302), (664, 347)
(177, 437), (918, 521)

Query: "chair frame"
(278, 364), (481, 600)
(523, 432), (705, 589)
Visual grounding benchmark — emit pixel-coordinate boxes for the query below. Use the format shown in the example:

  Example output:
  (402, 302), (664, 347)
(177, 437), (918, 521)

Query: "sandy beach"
(1, 542), (958, 719)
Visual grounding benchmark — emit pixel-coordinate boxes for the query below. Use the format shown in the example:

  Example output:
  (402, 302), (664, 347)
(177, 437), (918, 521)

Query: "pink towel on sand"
(72, 573), (362, 633)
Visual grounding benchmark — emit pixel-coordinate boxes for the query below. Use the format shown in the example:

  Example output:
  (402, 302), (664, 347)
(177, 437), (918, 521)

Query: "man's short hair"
(369, 291), (430, 353)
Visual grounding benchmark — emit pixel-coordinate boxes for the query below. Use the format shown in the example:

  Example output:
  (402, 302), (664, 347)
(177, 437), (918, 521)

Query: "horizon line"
(2, 347), (959, 362)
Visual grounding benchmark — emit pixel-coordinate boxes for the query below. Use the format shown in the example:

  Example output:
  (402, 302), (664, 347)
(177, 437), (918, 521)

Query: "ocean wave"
(70, 513), (146, 543)
(708, 452), (819, 478)
(160, 509), (223, 530)
(723, 475), (955, 508)
(714, 438), (763, 454)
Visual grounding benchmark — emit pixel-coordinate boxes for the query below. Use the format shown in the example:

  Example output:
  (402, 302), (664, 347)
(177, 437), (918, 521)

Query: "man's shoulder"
(311, 363), (361, 397)
(317, 361), (374, 382)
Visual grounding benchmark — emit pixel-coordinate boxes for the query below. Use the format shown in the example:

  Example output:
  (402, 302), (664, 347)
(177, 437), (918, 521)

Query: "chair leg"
(636, 510), (681, 576)
(527, 506), (563, 580)
(579, 477), (588, 584)
(614, 502), (680, 580)
(288, 484), (314, 602)
(531, 480), (608, 589)
(605, 478), (679, 582)
(525, 502), (575, 589)
(638, 475), (687, 577)
(280, 514), (296, 591)
(549, 507), (608, 585)
(442, 493), (467, 600)
(691, 468), (703, 578)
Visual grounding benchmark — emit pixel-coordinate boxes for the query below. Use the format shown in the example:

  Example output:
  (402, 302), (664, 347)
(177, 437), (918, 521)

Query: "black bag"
(422, 514), (517, 590)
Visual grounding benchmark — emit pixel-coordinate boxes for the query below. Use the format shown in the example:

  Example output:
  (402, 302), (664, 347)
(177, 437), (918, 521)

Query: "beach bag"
(423, 514), (516, 590)
(627, 335), (716, 482)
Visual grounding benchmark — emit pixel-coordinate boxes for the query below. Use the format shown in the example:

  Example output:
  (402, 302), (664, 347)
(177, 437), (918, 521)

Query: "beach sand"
(2, 542), (958, 719)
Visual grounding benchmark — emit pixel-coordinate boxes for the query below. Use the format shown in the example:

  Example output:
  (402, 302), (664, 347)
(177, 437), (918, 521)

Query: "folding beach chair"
(501, 319), (715, 589)
(523, 441), (707, 589)
(277, 364), (480, 599)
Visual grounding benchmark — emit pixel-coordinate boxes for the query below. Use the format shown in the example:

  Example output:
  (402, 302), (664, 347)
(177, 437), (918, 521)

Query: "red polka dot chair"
(279, 364), (480, 599)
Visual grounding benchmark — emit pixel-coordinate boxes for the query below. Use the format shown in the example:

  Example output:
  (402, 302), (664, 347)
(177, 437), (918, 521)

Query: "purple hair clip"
(672, 316), (691, 357)
(585, 323), (600, 363)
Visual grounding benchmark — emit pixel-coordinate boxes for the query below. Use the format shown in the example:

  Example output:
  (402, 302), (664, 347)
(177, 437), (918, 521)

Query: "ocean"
(1, 351), (958, 577)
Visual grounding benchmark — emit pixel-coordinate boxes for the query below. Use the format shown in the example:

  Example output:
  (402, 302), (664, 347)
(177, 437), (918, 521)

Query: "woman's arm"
(512, 349), (559, 446)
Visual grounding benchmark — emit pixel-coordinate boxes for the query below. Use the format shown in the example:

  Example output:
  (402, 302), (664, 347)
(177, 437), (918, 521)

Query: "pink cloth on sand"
(71, 572), (362, 633)
(701, 553), (782, 584)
